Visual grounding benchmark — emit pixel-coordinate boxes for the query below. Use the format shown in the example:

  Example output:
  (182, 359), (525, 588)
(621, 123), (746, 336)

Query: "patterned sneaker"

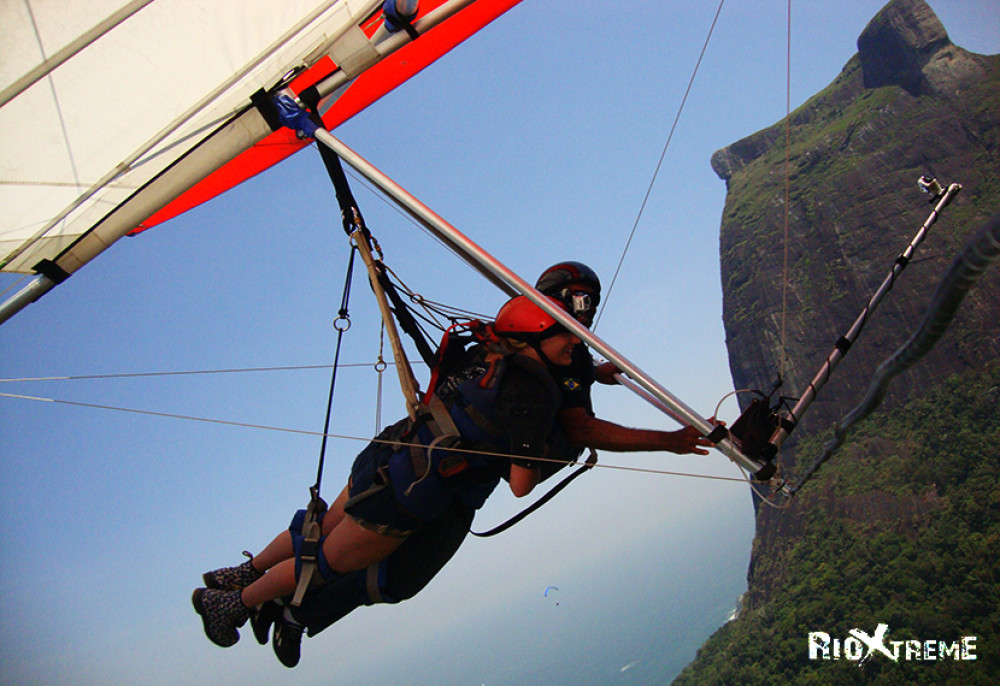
(273, 617), (305, 668)
(250, 601), (283, 645)
(202, 551), (263, 590)
(192, 588), (249, 648)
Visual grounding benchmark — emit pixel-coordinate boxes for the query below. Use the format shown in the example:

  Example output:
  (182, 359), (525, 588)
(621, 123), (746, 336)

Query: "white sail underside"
(0, 0), (380, 274)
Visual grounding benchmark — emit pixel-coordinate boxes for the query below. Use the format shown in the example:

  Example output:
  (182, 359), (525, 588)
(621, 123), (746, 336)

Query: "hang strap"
(353, 229), (422, 421)
(471, 449), (598, 537)
(316, 139), (366, 238)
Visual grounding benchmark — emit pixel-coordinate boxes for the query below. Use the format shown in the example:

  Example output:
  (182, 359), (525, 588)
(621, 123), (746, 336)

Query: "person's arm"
(593, 361), (620, 385)
(508, 463), (540, 497)
(557, 406), (712, 455)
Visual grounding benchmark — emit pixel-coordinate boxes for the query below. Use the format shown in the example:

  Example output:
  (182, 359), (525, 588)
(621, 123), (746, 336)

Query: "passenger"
(193, 296), (581, 648)
(198, 262), (714, 666)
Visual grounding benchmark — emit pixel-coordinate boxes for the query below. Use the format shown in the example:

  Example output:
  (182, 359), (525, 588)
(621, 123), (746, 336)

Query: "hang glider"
(0, 0), (520, 320)
(1, 0), (774, 482)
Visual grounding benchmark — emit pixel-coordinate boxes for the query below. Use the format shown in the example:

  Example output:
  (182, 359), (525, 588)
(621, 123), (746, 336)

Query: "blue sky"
(2, 2), (998, 684)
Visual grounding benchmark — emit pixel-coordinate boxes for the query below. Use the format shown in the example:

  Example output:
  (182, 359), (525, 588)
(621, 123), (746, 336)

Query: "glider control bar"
(273, 97), (769, 477)
(762, 177), (961, 464)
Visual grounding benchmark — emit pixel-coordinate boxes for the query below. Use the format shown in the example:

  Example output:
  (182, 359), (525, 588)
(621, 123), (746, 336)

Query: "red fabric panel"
(132, 0), (520, 234)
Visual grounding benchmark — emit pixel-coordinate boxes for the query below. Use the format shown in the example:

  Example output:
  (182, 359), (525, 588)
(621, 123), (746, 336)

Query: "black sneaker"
(250, 601), (282, 645)
(273, 618), (305, 668)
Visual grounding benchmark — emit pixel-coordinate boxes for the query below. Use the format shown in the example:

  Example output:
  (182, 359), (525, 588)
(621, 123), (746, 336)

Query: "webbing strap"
(353, 230), (422, 420)
(424, 394), (461, 439)
(365, 564), (384, 604)
(471, 449), (598, 537)
(291, 493), (326, 607)
(315, 139), (365, 238)
(376, 267), (437, 366)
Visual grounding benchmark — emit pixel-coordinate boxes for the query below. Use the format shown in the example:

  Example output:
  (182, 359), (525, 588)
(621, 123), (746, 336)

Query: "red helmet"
(494, 296), (568, 341)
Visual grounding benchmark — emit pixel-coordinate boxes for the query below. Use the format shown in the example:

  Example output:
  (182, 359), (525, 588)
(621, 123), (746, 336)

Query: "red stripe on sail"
(132, 0), (520, 235)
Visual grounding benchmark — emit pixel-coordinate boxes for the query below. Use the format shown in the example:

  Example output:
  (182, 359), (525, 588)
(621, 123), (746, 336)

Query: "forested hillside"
(676, 0), (1000, 681)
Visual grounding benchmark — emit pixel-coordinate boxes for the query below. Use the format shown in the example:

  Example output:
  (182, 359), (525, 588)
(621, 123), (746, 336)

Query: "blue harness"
(389, 355), (549, 518)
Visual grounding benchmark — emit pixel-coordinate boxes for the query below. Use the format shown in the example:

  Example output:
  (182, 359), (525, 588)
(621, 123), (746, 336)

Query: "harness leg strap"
(288, 509), (339, 606)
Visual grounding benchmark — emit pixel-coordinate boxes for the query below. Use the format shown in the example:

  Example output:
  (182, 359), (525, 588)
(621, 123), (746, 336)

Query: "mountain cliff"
(675, 0), (999, 682)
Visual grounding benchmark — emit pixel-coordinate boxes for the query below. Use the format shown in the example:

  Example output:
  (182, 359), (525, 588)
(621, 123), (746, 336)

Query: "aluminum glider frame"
(764, 178), (962, 461)
(305, 123), (767, 476)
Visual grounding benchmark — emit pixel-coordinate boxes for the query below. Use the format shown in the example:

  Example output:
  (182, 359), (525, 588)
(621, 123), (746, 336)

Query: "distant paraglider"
(543, 585), (560, 606)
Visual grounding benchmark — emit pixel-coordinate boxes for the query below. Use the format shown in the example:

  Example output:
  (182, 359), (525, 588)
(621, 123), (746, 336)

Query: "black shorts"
(344, 420), (421, 537)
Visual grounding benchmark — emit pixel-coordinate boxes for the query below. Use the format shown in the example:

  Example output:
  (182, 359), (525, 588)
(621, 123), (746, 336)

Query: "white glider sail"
(0, 0), (521, 320)
(1, 0), (769, 477)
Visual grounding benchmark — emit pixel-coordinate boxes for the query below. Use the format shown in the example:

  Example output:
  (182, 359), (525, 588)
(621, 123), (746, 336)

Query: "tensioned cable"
(779, 0), (792, 380)
(0, 391), (746, 484)
(595, 0), (726, 329)
(0, 362), (396, 384)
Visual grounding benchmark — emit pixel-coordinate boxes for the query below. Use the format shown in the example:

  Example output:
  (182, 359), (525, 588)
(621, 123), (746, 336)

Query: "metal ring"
(333, 316), (351, 332)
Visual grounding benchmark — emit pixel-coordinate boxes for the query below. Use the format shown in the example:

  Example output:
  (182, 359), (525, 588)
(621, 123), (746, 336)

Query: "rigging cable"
(780, 0), (792, 380)
(789, 210), (1000, 495)
(0, 390), (747, 484)
(0, 362), (391, 384)
(595, 0), (726, 329)
(313, 246), (358, 500)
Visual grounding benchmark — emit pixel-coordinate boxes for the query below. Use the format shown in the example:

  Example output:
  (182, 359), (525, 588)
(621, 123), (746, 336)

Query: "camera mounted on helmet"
(535, 261), (601, 325)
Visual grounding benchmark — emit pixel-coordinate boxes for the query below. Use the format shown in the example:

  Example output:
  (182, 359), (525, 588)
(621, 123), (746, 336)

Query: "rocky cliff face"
(713, 0), (1000, 610)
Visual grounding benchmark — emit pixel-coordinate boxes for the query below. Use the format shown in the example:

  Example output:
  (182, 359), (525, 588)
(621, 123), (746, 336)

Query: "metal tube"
(0, 276), (56, 325)
(309, 0), (479, 103)
(313, 128), (764, 473)
(765, 181), (962, 456)
(613, 372), (687, 426)
(0, 0), (157, 108)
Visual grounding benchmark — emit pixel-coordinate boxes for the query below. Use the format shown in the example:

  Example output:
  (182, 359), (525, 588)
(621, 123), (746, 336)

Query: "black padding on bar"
(250, 89), (282, 132)
(835, 336), (853, 354)
(706, 425), (730, 444)
(754, 462), (777, 481)
(33, 259), (71, 284)
(299, 85), (321, 113)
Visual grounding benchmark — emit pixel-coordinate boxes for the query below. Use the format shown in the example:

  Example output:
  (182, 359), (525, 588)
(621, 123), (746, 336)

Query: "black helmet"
(535, 261), (601, 323)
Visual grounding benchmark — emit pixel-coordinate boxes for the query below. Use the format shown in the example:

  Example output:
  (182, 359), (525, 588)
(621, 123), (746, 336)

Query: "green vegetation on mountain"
(674, 364), (1000, 685)
(681, 0), (999, 682)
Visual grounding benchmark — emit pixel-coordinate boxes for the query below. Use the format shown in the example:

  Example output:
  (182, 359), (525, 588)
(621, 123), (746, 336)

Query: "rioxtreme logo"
(808, 623), (977, 665)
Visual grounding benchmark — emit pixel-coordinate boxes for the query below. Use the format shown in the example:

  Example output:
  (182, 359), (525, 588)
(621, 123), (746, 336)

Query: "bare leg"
(240, 558), (298, 607)
(321, 516), (405, 573)
(247, 485), (352, 573)
(249, 532), (293, 574)
(239, 512), (405, 608)
(321, 485), (351, 534)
